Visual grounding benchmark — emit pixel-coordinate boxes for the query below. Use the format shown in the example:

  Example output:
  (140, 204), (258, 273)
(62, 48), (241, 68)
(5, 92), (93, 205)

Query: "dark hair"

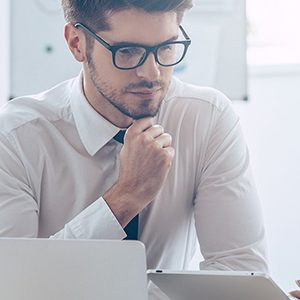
(61, 0), (193, 32)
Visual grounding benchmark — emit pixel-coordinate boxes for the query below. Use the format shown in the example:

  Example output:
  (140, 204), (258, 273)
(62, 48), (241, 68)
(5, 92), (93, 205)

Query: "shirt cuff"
(51, 197), (126, 240)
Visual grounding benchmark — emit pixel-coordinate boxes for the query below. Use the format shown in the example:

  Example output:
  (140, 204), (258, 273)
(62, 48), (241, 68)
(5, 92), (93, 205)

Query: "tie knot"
(113, 130), (126, 144)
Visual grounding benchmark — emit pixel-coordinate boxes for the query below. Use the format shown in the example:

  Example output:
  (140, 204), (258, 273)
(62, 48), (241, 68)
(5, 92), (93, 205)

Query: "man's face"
(82, 8), (178, 125)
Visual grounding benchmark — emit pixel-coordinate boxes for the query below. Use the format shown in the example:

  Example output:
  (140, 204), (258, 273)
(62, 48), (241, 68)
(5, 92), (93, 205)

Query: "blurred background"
(0, 0), (299, 294)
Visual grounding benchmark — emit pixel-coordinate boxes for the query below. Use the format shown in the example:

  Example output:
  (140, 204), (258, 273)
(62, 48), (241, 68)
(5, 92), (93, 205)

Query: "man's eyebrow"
(163, 35), (179, 43)
(111, 35), (179, 47)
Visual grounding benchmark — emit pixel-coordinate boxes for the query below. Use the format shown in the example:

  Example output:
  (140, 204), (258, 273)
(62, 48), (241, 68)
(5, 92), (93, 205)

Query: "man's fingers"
(289, 281), (300, 299)
(165, 145), (175, 159)
(145, 125), (164, 139)
(129, 118), (153, 133)
(154, 133), (173, 148)
(290, 290), (300, 299)
(126, 120), (168, 145)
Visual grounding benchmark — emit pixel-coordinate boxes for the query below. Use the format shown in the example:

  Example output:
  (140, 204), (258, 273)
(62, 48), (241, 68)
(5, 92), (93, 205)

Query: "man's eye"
(118, 48), (132, 56)
(159, 44), (174, 51)
(118, 47), (143, 56)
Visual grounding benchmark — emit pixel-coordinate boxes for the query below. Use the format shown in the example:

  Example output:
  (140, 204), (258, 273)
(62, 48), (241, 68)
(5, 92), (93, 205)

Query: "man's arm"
(0, 132), (123, 239)
(193, 101), (269, 273)
(0, 132), (39, 237)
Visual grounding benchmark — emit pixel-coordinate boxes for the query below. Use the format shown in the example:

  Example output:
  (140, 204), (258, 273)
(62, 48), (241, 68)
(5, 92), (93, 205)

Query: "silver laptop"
(147, 269), (290, 300)
(0, 238), (149, 300)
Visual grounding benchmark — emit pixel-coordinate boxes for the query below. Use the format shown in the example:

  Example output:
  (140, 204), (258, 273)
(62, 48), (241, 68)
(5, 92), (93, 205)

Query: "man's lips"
(129, 89), (161, 99)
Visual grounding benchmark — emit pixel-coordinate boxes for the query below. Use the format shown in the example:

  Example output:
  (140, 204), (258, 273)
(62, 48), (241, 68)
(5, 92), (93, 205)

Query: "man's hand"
(103, 118), (175, 227)
(290, 280), (300, 299)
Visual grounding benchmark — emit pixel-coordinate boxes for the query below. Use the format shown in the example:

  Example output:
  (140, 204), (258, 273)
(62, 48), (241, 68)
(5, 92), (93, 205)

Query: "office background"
(0, 0), (299, 294)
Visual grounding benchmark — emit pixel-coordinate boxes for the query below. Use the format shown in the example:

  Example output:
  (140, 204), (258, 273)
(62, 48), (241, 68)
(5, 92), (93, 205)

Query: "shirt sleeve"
(194, 101), (269, 273)
(0, 132), (125, 240)
(0, 132), (39, 237)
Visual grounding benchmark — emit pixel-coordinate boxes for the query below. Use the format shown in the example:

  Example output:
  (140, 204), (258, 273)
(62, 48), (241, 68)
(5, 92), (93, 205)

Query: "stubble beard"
(86, 53), (169, 120)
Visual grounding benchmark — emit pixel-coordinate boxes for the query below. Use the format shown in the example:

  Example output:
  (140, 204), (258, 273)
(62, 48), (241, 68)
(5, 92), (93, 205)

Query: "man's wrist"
(103, 183), (140, 228)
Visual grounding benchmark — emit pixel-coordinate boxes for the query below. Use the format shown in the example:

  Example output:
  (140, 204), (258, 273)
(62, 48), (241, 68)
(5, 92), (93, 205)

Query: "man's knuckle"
(141, 132), (151, 144)
(154, 124), (164, 133)
(151, 139), (160, 150)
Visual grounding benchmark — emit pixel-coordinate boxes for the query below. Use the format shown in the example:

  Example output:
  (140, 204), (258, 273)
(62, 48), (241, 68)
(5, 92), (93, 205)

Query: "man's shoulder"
(165, 76), (230, 112)
(0, 78), (74, 137)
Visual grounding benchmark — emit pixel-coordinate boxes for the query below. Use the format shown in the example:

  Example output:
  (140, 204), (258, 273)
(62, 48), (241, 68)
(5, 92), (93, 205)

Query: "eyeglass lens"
(115, 43), (186, 69)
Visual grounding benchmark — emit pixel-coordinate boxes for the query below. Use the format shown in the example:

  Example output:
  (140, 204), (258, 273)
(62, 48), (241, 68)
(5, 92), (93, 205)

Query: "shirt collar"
(70, 71), (121, 156)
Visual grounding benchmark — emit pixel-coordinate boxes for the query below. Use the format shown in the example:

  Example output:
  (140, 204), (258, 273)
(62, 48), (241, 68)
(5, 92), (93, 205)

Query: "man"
(0, 0), (268, 299)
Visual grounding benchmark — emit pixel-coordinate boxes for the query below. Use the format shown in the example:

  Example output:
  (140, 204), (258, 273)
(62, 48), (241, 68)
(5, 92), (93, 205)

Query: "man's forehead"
(101, 8), (179, 44)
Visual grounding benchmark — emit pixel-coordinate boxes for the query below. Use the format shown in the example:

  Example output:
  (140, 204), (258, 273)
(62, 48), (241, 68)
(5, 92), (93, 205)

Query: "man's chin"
(123, 108), (159, 120)
(117, 98), (163, 120)
(130, 113), (156, 120)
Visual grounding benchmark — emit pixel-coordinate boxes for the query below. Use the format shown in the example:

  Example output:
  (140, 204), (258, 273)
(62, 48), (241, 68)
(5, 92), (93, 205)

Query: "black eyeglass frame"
(75, 22), (191, 70)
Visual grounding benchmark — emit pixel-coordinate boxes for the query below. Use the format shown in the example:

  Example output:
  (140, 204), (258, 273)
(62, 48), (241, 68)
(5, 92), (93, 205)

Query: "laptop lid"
(147, 269), (290, 300)
(0, 238), (148, 300)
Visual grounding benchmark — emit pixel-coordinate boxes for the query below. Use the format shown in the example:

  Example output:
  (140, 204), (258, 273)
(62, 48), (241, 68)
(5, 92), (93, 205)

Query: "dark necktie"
(113, 130), (139, 240)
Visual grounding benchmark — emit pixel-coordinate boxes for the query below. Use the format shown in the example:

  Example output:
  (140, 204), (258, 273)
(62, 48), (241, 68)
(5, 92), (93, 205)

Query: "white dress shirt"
(0, 72), (269, 299)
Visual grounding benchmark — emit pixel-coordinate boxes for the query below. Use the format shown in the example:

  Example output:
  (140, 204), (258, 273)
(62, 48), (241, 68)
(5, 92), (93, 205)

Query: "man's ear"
(64, 23), (86, 62)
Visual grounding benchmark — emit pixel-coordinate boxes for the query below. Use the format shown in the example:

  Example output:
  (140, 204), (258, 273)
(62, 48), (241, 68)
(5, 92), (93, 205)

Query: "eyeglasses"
(75, 22), (191, 70)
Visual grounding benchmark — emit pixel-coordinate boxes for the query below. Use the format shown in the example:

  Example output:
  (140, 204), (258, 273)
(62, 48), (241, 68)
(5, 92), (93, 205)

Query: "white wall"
(10, 0), (81, 98)
(178, 0), (247, 100)
(0, 0), (10, 105)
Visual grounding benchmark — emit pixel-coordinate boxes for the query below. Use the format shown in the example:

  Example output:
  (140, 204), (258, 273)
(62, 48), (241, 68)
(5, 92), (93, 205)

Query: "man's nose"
(135, 52), (160, 82)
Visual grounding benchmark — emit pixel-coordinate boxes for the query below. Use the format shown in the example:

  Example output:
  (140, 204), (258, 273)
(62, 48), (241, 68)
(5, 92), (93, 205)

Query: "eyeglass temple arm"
(179, 25), (191, 41)
(74, 23), (111, 50)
